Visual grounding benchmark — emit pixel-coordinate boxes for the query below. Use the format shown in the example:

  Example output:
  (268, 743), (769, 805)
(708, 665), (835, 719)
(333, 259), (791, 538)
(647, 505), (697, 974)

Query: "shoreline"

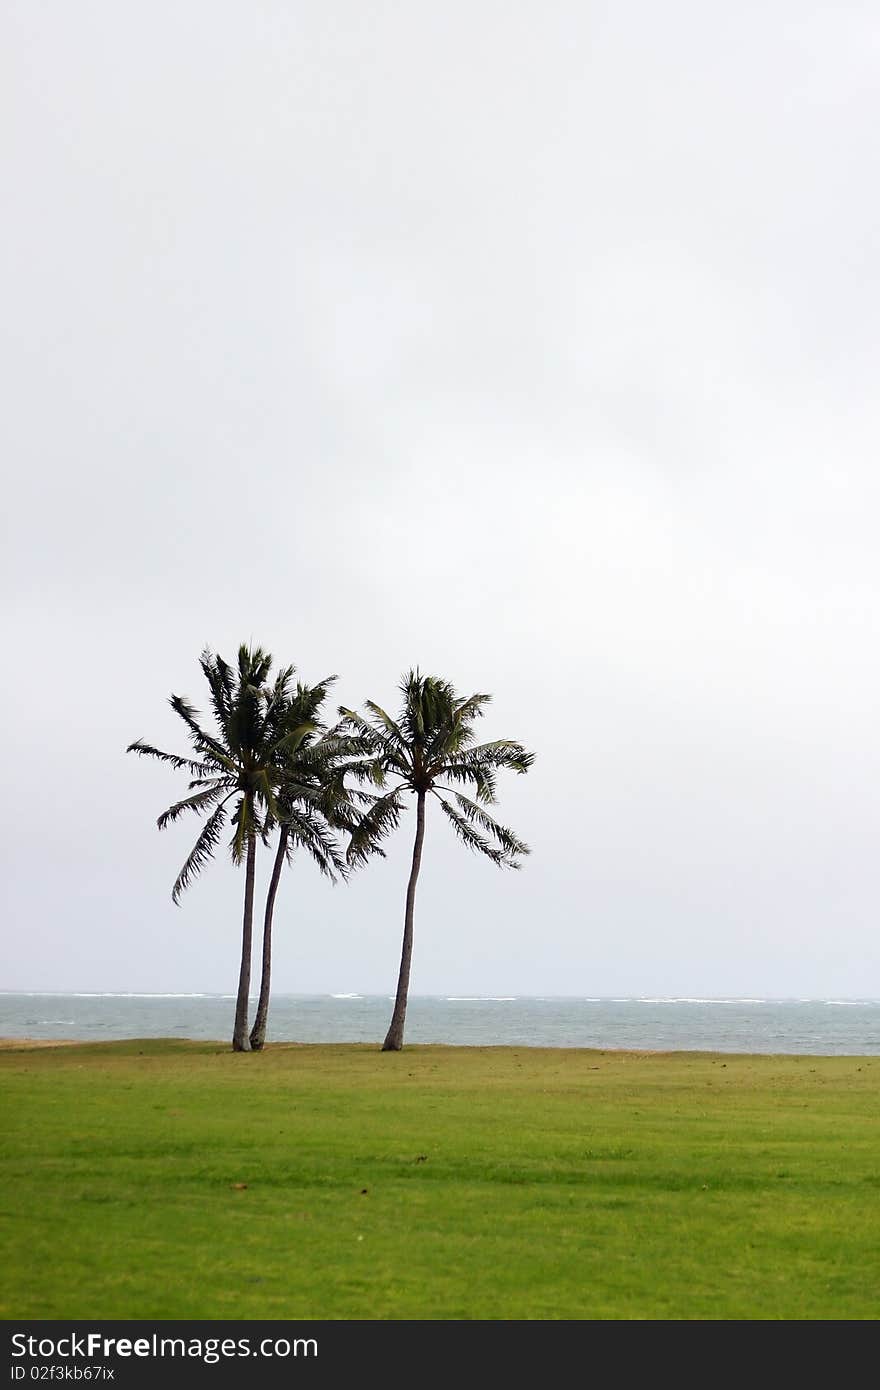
(2, 1036), (873, 1059)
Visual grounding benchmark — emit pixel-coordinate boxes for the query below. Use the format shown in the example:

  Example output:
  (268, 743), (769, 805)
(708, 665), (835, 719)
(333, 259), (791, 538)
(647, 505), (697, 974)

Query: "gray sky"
(3, 2), (879, 998)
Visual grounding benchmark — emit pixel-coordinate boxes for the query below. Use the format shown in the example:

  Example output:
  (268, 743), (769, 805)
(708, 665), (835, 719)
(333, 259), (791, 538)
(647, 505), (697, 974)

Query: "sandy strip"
(0, 1038), (82, 1049)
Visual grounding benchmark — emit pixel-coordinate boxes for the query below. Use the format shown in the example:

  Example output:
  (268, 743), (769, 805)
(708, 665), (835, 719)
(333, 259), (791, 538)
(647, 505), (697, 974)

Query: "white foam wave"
(68, 992), (214, 999)
(631, 996), (770, 1005)
(635, 997), (726, 1003)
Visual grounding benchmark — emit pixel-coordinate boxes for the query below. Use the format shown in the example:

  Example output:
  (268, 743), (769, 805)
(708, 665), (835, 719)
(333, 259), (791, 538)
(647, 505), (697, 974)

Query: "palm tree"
(340, 670), (535, 1051)
(128, 644), (303, 1052)
(248, 676), (360, 1050)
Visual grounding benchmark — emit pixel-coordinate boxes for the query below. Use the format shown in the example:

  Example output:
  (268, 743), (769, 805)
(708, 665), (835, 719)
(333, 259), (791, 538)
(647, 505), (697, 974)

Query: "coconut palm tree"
(248, 676), (364, 1050)
(128, 644), (307, 1051)
(340, 670), (535, 1051)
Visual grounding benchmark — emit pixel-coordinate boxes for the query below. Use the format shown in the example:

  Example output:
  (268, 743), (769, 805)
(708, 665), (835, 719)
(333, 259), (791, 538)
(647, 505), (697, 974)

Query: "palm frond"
(283, 807), (348, 881)
(272, 720), (319, 759)
(467, 738), (536, 773)
(292, 675), (336, 726)
(322, 726), (380, 761)
(168, 695), (235, 770)
(251, 767), (281, 828)
(441, 790), (530, 862)
(337, 709), (411, 781)
(171, 800), (229, 904)
(438, 740), (534, 799)
(453, 691), (492, 723)
(345, 790), (405, 867)
(338, 707), (385, 749)
(435, 795), (526, 868)
(126, 740), (209, 778)
(432, 758), (498, 803)
(238, 643), (273, 687)
(199, 648), (235, 741)
(334, 755), (387, 788)
(186, 775), (229, 792)
(262, 665), (298, 734)
(229, 796), (252, 865)
(399, 670), (429, 744)
(226, 645), (274, 757)
(363, 699), (405, 744)
(157, 784), (228, 830)
(426, 691), (489, 761)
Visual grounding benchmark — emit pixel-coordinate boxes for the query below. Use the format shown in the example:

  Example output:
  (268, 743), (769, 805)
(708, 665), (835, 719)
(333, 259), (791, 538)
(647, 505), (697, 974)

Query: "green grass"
(2, 1040), (878, 1319)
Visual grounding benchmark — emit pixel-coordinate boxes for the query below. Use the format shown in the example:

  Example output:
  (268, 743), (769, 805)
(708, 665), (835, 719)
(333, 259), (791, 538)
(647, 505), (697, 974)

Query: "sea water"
(1, 992), (879, 1054)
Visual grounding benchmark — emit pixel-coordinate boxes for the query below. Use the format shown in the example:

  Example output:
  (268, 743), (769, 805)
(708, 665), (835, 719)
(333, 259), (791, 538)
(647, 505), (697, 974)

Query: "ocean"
(2, 991), (880, 1054)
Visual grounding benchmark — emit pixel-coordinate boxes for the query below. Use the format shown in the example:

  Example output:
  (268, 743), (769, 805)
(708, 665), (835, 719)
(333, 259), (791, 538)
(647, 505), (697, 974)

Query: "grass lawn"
(2, 1039), (878, 1320)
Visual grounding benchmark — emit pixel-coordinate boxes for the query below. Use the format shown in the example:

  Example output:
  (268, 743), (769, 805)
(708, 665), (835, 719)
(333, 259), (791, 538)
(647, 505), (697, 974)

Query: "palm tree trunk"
(249, 827), (288, 1050)
(383, 791), (426, 1051)
(232, 829), (256, 1051)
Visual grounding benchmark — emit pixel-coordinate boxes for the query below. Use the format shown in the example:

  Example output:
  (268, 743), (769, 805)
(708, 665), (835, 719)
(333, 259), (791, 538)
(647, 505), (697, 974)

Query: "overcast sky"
(3, 2), (879, 999)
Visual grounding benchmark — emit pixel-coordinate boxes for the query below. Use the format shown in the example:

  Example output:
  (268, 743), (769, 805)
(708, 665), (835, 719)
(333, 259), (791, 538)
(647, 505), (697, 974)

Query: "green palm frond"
(336, 708), (405, 785)
(363, 700), (405, 744)
(200, 649), (235, 742)
(336, 755), (386, 788)
(157, 784), (228, 830)
(186, 775), (228, 792)
(168, 695), (235, 770)
(298, 736), (369, 784)
(171, 799), (230, 904)
(345, 789), (404, 867)
(453, 691), (492, 723)
(228, 800), (246, 865)
(223, 645), (273, 758)
(380, 748), (412, 781)
(435, 795), (525, 868)
(438, 740), (534, 796)
(229, 793), (271, 863)
(417, 675), (457, 742)
(283, 807), (348, 881)
(425, 691), (489, 761)
(126, 740), (208, 778)
(288, 767), (348, 816)
(441, 790), (531, 863)
(261, 667), (297, 739)
(397, 670), (437, 744)
(432, 742), (530, 808)
(238, 644), (273, 687)
(251, 768), (281, 827)
(314, 773), (384, 835)
(272, 720), (319, 759)
(295, 675), (337, 726)
(337, 706), (386, 749)
(434, 758), (498, 803)
(323, 726), (382, 761)
(466, 738), (536, 774)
